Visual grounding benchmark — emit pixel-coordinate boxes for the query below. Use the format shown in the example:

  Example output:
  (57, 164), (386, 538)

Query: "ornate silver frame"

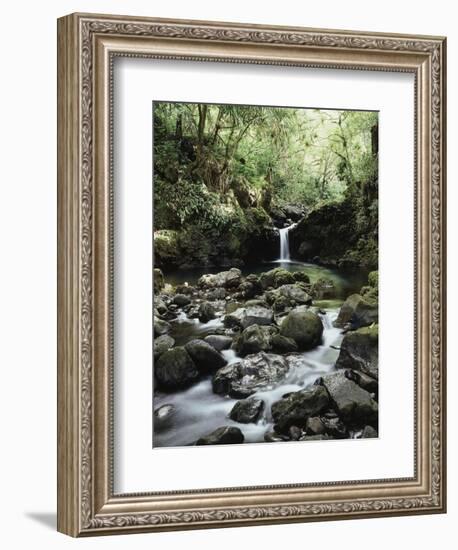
(57, 13), (446, 536)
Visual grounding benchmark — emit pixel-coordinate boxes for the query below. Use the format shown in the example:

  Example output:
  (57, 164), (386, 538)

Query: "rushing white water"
(153, 309), (343, 448)
(278, 223), (297, 262)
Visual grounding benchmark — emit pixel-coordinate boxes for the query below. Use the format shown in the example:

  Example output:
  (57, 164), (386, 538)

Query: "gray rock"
(198, 301), (216, 323)
(242, 306), (274, 328)
(270, 334), (298, 354)
(264, 430), (289, 443)
(311, 277), (336, 300)
(305, 416), (325, 435)
(289, 426), (302, 440)
(155, 297), (168, 315)
(224, 306), (274, 329)
(198, 268), (242, 289)
(360, 425), (378, 439)
(280, 309), (323, 350)
(153, 404), (176, 432)
(259, 268), (295, 289)
(267, 284), (312, 306)
(229, 397), (264, 424)
(204, 334), (233, 351)
(344, 369), (378, 395)
(154, 334), (175, 359)
(154, 316), (171, 336)
(333, 293), (378, 329)
(321, 416), (348, 438)
(155, 347), (199, 390)
(212, 352), (290, 399)
(320, 371), (378, 427)
(233, 324), (275, 356)
(206, 287), (226, 300)
(184, 339), (227, 374)
(196, 426), (244, 445)
(173, 293), (191, 307)
(271, 386), (330, 434)
(336, 325), (379, 380)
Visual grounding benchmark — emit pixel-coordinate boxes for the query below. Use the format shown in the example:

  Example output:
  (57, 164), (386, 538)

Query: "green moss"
(368, 271), (378, 288)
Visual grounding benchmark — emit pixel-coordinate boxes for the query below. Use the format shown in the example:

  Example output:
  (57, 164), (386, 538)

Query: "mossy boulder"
(318, 371), (378, 428)
(280, 309), (323, 350)
(232, 324), (275, 357)
(155, 347), (199, 390)
(196, 426), (244, 445)
(229, 397), (265, 424)
(271, 386), (330, 434)
(259, 268), (295, 289)
(334, 293), (378, 329)
(335, 324), (379, 380)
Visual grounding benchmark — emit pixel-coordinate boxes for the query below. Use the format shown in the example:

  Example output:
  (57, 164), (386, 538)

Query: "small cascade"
(278, 223), (297, 262)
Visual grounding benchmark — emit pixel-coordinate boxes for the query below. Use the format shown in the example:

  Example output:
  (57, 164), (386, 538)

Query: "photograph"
(152, 101), (379, 447)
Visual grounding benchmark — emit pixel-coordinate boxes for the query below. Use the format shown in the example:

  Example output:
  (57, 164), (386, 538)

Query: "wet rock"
(233, 324), (276, 356)
(173, 293), (191, 307)
(229, 397), (264, 424)
(305, 416), (325, 435)
(175, 283), (195, 295)
(212, 352), (290, 399)
(155, 296), (168, 316)
(224, 306), (274, 329)
(321, 416), (348, 439)
(293, 271), (310, 284)
(153, 268), (165, 293)
(206, 287), (226, 300)
(244, 299), (268, 308)
(319, 371), (378, 427)
(289, 426), (302, 440)
(272, 295), (290, 313)
(155, 347), (199, 390)
(280, 309), (323, 350)
(311, 277), (336, 300)
(259, 268), (295, 289)
(198, 301), (216, 323)
(344, 369), (378, 396)
(198, 268), (242, 289)
(154, 317), (171, 336)
(196, 426), (244, 445)
(154, 334), (175, 359)
(242, 306), (274, 328)
(184, 339), (227, 374)
(264, 430), (289, 443)
(204, 334), (233, 351)
(153, 404), (176, 432)
(360, 425), (378, 439)
(267, 284), (312, 306)
(271, 386), (330, 434)
(333, 293), (378, 329)
(270, 334), (298, 354)
(336, 325), (379, 380)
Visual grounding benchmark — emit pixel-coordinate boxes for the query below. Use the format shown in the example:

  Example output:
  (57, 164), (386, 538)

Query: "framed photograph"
(57, 13), (446, 536)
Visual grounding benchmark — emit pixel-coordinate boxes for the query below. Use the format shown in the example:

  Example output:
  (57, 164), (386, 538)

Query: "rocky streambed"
(153, 264), (379, 447)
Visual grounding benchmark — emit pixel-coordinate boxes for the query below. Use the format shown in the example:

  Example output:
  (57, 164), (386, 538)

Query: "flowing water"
(153, 308), (343, 447)
(154, 227), (368, 447)
(278, 223), (297, 262)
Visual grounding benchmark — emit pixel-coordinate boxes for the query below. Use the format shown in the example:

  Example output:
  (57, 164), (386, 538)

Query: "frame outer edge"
(57, 14), (82, 537)
(56, 12), (447, 536)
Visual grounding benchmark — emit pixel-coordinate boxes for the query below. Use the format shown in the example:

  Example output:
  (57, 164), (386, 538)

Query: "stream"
(154, 251), (368, 448)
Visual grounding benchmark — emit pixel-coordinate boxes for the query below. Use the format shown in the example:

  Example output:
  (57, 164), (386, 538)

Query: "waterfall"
(278, 223), (296, 262)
